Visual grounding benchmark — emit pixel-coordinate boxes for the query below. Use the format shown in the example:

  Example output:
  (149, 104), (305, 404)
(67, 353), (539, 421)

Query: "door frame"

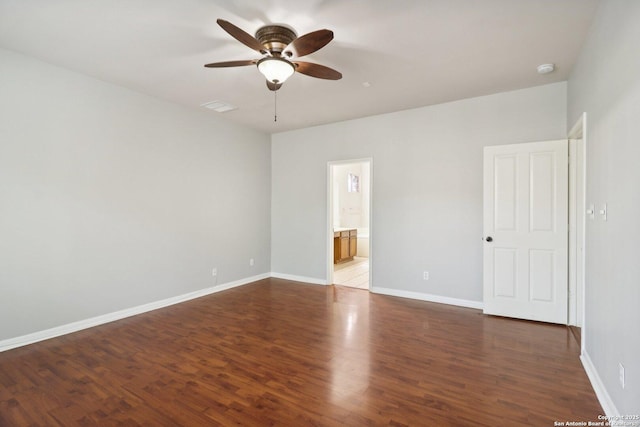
(327, 158), (373, 287)
(568, 112), (587, 354)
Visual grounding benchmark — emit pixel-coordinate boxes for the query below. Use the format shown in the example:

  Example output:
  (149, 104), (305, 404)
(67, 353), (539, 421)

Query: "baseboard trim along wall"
(580, 351), (618, 417)
(0, 273), (270, 353)
(371, 286), (484, 310)
(1, 275), (481, 353)
(270, 272), (328, 286)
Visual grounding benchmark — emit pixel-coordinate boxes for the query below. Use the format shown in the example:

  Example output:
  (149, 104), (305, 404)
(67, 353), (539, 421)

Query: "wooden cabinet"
(349, 229), (357, 258)
(334, 229), (357, 264)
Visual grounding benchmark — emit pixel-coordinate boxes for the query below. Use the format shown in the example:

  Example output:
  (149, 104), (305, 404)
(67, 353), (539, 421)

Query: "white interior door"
(483, 140), (568, 324)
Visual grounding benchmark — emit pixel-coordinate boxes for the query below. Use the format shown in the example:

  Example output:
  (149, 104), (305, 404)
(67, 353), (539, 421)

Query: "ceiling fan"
(205, 19), (342, 91)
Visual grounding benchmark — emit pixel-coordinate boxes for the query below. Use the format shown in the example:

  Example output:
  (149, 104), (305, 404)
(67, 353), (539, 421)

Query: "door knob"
(485, 236), (493, 242)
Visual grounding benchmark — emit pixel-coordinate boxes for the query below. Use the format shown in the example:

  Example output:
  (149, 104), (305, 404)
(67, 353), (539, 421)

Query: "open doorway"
(327, 159), (371, 289)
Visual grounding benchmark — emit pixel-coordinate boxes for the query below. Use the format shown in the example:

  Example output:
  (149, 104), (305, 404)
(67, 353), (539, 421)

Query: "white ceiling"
(0, 0), (599, 134)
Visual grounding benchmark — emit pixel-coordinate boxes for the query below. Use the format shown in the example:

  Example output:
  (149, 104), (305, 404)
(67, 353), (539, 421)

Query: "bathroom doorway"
(327, 159), (371, 289)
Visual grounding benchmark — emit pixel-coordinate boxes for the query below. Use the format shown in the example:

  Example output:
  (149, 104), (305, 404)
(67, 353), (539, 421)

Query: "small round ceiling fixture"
(537, 63), (555, 74)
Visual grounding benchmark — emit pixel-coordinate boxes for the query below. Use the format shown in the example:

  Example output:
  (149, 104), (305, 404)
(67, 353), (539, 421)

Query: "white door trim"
(568, 137), (585, 328)
(327, 158), (373, 287)
(568, 112), (588, 354)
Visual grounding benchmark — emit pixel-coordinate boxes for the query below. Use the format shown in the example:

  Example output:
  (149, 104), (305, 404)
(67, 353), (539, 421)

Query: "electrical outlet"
(212, 268), (217, 277)
(249, 258), (254, 267)
(619, 363), (625, 389)
(423, 271), (429, 280)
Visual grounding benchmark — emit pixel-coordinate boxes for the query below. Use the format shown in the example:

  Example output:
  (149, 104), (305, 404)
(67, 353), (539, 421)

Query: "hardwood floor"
(0, 278), (602, 426)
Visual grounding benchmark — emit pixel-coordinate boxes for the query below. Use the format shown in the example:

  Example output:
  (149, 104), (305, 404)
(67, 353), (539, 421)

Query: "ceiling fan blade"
(294, 61), (342, 80)
(204, 60), (257, 68)
(266, 80), (282, 91)
(217, 19), (265, 53)
(285, 29), (333, 58)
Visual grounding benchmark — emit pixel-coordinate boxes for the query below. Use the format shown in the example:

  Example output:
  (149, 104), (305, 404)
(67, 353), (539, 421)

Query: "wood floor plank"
(0, 278), (602, 426)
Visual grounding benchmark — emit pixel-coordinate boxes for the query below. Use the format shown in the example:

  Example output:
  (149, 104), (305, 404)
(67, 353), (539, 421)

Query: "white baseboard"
(270, 272), (328, 285)
(580, 350), (619, 417)
(0, 273), (270, 353)
(1, 274), (483, 352)
(371, 286), (484, 310)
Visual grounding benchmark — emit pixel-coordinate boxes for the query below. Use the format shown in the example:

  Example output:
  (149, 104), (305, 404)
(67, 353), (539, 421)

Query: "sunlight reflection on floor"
(329, 286), (371, 403)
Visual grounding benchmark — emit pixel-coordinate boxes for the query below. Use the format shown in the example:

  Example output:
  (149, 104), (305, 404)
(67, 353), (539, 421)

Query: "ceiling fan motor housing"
(255, 25), (297, 55)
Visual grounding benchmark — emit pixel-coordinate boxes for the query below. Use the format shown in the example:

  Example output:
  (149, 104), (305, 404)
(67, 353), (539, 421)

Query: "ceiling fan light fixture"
(257, 57), (295, 84)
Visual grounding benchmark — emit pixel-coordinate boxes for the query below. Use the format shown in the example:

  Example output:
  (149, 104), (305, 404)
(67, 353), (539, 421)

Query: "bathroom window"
(348, 173), (360, 193)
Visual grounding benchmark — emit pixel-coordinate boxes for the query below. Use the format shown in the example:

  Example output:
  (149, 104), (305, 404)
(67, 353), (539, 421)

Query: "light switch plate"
(599, 203), (607, 221)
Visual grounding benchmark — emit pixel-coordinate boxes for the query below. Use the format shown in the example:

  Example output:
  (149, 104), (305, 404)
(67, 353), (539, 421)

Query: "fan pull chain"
(274, 89), (277, 122)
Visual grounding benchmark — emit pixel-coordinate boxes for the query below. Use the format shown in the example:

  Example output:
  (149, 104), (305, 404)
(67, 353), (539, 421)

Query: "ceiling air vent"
(201, 100), (237, 113)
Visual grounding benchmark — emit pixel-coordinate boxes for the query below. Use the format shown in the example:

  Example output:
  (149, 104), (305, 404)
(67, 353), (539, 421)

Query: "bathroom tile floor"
(333, 256), (369, 289)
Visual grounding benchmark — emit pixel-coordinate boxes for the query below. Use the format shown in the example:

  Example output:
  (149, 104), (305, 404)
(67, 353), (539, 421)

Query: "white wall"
(272, 82), (567, 301)
(0, 48), (271, 342)
(568, 0), (640, 414)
